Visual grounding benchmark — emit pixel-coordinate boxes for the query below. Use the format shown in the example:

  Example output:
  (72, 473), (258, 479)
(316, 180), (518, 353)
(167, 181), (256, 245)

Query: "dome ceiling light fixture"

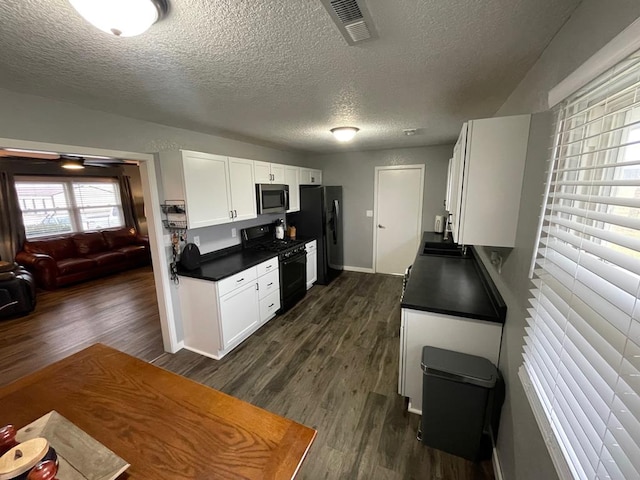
(68, 0), (169, 37)
(330, 127), (360, 142)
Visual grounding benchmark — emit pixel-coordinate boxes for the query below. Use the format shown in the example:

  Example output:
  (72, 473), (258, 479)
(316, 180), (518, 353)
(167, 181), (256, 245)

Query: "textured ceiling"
(0, 0), (580, 153)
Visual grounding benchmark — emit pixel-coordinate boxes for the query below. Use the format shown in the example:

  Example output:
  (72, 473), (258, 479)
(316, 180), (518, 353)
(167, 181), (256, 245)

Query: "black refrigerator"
(288, 186), (343, 285)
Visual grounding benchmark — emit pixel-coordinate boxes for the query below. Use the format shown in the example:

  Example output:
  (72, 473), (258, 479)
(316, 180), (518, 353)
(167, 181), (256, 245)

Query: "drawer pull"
(266, 265), (272, 269)
(236, 278), (244, 283)
(268, 303), (274, 308)
(267, 282), (273, 286)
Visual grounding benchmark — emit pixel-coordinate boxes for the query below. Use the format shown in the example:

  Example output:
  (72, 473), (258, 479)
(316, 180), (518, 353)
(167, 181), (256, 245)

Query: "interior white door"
(374, 166), (424, 275)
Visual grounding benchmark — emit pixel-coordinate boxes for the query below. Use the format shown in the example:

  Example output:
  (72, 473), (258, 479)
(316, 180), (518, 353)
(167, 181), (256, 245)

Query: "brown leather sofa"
(16, 227), (150, 290)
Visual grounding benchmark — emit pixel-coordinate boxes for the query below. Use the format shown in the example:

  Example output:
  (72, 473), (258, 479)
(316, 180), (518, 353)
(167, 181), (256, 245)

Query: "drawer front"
(257, 257), (279, 277)
(306, 240), (317, 254)
(259, 290), (281, 323)
(258, 269), (280, 300)
(218, 267), (257, 297)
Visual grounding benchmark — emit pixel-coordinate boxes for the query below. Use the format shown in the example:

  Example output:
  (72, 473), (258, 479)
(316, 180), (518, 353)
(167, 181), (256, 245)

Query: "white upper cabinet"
(447, 114), (531, 247)
(228, 157), (258, 221)
(160, 150), (256, 228)
(300, 168), (322, 185)
(284, 165), (300, 213)
(254, 161), (285, 184)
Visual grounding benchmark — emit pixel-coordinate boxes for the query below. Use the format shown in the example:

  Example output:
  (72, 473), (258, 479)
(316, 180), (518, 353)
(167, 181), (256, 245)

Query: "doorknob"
(378, 224), (386, 229)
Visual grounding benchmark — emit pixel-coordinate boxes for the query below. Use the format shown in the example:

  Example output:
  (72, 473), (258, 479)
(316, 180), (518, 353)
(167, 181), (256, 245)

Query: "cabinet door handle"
(268, 303), (274, 308)
(378, 224), (386, 229)
(234, 209), (237, 218)
(266, 265), (272, 269)
(256, 283), (259, 290)
(267, 282), (273, 286)
(237, 278), (245, 283)
(230, 210), (233, 218)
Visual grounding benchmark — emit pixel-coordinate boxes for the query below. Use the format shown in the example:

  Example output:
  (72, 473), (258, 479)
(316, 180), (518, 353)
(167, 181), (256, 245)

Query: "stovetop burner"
(250, 239), (305, 253)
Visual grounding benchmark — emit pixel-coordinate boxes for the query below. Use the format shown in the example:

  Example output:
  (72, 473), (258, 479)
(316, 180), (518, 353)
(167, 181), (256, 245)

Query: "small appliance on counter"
(275, 219), (285, 240)
(434, 215), (445, 234)
(241, 223), (307, 312)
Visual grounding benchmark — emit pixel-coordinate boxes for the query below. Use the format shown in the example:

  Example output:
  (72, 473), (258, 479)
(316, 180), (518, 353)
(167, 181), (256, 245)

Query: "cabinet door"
(253, 161), (272, 184)
(285, 166), (300, 213)
(444, 158), (453, 212)
(219, 282), (260, 350)
(299, 168), (312, 185)
(310, 169), (322, 185)
(459, 115), (530, 247)
(182, 152), (232, 228)
(228, 157), (257, 222)
(271, 164), (285, 184)
(306, 250), (317, 289)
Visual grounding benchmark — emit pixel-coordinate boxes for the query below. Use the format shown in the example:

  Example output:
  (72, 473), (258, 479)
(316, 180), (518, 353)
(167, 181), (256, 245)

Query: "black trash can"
(420, 346), (503, 461)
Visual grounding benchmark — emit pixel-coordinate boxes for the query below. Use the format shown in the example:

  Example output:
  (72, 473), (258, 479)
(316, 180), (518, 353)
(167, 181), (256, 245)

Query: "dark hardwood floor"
(153, 271), (495, 480)
(0, 266), (164, 387)
(1, 267), (494, 479)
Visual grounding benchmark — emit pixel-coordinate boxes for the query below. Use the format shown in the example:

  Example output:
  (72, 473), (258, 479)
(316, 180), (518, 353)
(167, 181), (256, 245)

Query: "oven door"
(279, 251), (307, 311)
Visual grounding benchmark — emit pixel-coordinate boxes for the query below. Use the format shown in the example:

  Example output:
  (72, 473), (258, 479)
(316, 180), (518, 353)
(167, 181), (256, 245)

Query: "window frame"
(15, 175), (125, 239)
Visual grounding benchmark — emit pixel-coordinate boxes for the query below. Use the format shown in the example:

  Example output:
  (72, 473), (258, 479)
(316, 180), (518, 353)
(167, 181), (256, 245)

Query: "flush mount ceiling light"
(61, 158), (85, 170)
(330, 127), (360, 142)
(68, 0), (168, 37)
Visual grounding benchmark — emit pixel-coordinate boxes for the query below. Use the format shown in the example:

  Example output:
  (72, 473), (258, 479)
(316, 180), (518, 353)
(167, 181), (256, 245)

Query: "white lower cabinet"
(177, 257), (279, 359)
(398, 308), (503, 415)
(220, 282), (260, 350)
(306, 240), (317, 290)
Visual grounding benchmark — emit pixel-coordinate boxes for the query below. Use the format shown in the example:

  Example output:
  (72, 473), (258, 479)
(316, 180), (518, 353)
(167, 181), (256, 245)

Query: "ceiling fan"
(0, 148), (138, 168)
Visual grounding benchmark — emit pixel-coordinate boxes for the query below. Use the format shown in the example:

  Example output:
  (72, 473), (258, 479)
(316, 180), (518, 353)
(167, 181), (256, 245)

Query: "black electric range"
(241, 223), (307, 312)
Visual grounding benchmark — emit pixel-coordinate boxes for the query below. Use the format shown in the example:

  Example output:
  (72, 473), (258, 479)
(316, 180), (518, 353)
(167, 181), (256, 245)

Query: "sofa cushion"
(85, 251), (127, 267)
(103, 228), (138, 249)
(116, 245), (148, 262)
(24, 237), (77, 261)
(57, 258), (95, 275)
(72, 232), (108, 256)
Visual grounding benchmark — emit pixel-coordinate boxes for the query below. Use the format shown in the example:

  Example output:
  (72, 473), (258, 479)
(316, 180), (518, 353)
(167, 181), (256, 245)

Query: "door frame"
(0, 136), (180, 353)
(372, 164), (425, 274)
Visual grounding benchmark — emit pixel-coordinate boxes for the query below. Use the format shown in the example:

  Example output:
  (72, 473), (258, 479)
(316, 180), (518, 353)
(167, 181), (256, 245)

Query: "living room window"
(15, 177), (124, 239)
(522, 51), (640, 479)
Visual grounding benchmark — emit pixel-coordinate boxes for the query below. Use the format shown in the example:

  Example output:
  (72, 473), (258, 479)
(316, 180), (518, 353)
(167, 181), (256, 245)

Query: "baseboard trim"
(175, 340), (185, 351)
(182, 345), (221, 360)
(343, 266), (375, 273)
(492, 447), (504, 480)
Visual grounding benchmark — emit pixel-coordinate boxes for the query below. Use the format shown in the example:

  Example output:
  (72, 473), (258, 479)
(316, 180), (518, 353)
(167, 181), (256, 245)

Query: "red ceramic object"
(0, 424), (18, 456)
(27, 460), (58, 480)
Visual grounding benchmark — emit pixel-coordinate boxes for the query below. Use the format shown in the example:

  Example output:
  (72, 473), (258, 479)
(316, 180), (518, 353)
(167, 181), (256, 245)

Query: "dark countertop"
(421, 231), (456, 248)
(401, 237), (506, 324)
(178, 245), (278, 282)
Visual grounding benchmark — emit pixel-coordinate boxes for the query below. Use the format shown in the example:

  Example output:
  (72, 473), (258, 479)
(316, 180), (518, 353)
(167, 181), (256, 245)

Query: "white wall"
(480, 1), (640, 479)
(307, 145), (451, 269)
(0, 87), (306, 344)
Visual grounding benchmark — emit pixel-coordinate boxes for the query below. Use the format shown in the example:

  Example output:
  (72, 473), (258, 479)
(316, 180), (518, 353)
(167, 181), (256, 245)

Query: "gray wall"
(308, 145), (451, 269)
(476, 1), (640, 479)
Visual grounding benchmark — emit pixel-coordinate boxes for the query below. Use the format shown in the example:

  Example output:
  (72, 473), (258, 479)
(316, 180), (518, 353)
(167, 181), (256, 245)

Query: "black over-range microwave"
(256, 184), (289, 214)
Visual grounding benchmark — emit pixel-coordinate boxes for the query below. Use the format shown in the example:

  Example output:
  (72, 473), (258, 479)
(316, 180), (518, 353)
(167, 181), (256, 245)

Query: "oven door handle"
(281, 253), (306, 266)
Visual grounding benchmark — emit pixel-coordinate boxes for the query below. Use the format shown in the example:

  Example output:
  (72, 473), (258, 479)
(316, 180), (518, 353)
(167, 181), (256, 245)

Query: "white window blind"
(16, 177), (124, 238)
(524, 51), (640, 480)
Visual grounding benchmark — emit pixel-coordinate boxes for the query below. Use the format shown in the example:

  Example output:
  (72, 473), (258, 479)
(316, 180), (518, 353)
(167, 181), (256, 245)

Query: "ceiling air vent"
(321, 0), (378, 45)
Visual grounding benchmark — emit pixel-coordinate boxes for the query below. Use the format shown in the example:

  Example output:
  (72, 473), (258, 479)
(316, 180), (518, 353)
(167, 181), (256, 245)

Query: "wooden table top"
(0, 344), (316, 479)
